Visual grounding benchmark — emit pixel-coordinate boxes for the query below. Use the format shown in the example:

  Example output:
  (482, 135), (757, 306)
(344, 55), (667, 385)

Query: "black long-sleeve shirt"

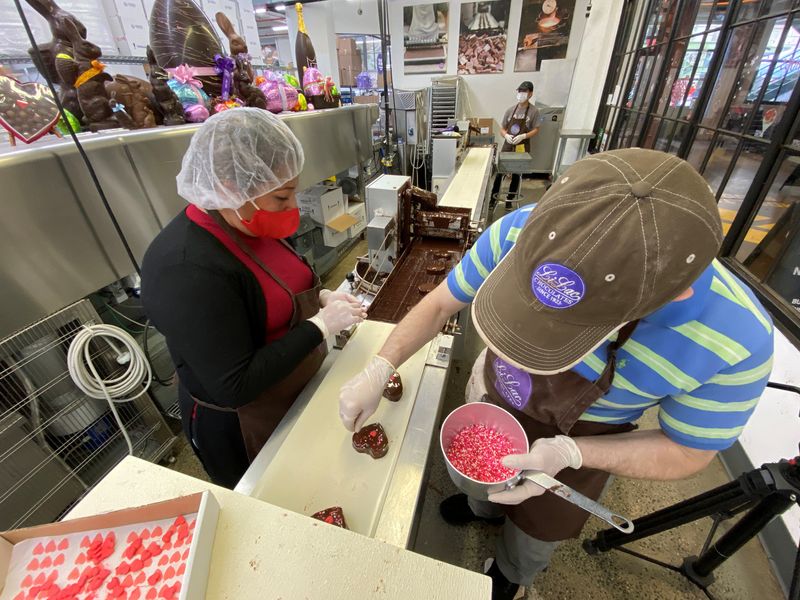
(141, 210), (323, 409)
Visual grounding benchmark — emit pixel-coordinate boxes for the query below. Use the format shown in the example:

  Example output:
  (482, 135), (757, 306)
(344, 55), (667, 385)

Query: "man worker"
(339, 149), (774, 600)
(491, 80), (541, 212)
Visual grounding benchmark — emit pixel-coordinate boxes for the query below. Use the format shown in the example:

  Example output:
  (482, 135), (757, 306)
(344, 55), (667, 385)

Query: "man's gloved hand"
(504, 133), (515, 145)
(319, 288), (362, 309)
(511, 134), (526, 146)
(308, 300), (366, 339)
(488, 435), (583, 505)
(339, 356), (396, 431)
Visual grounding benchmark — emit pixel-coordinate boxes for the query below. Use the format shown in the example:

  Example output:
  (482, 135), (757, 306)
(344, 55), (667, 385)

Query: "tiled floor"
(168, 176), (785, 598)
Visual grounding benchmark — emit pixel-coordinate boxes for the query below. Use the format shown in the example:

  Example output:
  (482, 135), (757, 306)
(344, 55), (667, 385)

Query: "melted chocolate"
(310, 506), (348, 529)
(352, 423), (389, 459)
(382, 373), (403, 402)
(418, 282), (437, 295)
(426, 261), (446, 275)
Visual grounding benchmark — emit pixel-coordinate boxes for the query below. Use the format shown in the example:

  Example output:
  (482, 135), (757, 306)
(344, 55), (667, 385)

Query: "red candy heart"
(81, 535), (91, 548)
(108, 576), (121, 590)
(170, 551), (180, 563)
(45, 540), (56, 553)
(34, 572), (46, 585)
(13, 592), (25, 600)
(134, 571), (146, 584)
(47, 570), (58, 583)
(68, 567), (80, 581)
(21, 574), (33, 587)
(123, 573), (134, 587)
(176, 563), (186, 577)
(127, 531), (138, 544)
(76, 553), (86, 565)
(164, 566), (175, 580)
(182, 549), (190, 560)
(152, 526), (163, 537)
(158, 555), (169, 567)
(27, 558), (39, 571)
(147, 542), (162, 556)
(148, 570), (162, 586)
(33, 542), (45, 555)
(40, 556), (52, 569)
(146, 589), (158, 600)
(53, 553), (65, 566)
(58, 538), (69, 551)
(141, 528), (150, 540)
(131, 558), (143, 571)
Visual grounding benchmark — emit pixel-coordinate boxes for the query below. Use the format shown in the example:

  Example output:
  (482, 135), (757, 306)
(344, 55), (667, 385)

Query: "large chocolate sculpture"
(215, 12), (254, 82)
(24, 0), (86, 123)
(294, 3), (317, 86)
(149, 0), (225, 97)
(146, 46), (186, 126)
(106, 76), (156, 129)
(234, 57), (267, 110)
(66, 22), (117, 131)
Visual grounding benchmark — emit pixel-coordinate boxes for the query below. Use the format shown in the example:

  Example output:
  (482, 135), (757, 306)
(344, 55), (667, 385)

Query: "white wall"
(333, 0), (381, 35)
(286, 1), (340, 86)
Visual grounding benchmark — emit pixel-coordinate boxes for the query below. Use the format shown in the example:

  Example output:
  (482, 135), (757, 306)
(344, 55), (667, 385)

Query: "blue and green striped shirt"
(447, 206), (774, 451)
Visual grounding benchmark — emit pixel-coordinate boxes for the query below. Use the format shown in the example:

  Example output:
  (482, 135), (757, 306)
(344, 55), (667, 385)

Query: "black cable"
(13, 0), (141, 276)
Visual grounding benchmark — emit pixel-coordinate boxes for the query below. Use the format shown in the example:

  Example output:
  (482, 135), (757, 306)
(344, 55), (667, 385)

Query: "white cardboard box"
(0, 492), (219, 600)
(347, 201), (367, 238)
(297, 186), (345, 226)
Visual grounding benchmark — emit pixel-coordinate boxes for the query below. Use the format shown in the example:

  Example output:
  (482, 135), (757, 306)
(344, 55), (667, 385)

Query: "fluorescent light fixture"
(274, 3), (286, 10)
(254, 6), (267, 13)
(272, 25), (288, 31)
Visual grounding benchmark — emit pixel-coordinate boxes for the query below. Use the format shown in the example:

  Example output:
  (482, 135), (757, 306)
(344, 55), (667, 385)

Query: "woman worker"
(142, 109), (365, 488)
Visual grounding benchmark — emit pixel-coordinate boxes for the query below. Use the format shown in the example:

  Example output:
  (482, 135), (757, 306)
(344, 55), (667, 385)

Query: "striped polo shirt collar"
(641, 264), (714, 327)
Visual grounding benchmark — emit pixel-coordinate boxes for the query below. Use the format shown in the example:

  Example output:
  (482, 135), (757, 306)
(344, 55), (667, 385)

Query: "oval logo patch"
(493, 357), (532, 410)
(509, 123), (521, 135)
(531, 263), (585, 309)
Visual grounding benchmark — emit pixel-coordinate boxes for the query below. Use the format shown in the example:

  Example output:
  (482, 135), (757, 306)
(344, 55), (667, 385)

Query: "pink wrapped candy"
(446, 424), (519, 483)
(257, 72), (298, 114)
(302, 66), (325, 96)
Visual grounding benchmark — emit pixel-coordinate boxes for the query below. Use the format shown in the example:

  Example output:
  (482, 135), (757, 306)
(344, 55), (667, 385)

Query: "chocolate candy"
(418, 282), (437, 295)
(382, 373), (403, 402)
(310, 506), (348, 529)
(427, 261), (446, 275)
(352, 423), (388, 459)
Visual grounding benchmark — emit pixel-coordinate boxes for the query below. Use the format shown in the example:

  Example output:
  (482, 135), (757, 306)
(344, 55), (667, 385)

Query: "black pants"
(179, 385), (249, 489)
(491, 173), (521, 209)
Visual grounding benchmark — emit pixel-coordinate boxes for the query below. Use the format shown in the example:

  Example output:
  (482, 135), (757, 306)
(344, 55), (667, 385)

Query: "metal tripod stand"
(583, 382), (800, 600)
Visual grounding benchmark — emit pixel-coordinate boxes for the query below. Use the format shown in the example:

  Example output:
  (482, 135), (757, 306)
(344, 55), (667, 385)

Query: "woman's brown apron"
(190, 211), (327, 462)
(501, 104), (531, 152)
(482, 321), (639, 541)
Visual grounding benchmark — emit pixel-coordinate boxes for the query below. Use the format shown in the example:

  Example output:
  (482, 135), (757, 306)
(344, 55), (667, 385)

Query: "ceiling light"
(274, 3), (286, 10)
(272, 25), (288, 31)
(254, 7), (267, 13)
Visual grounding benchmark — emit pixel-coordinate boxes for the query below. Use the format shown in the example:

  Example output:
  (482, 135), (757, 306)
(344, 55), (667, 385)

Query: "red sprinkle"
(446, 424), (519, 483)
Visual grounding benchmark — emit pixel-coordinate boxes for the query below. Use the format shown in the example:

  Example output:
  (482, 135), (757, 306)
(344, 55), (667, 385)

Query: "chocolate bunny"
(25, 0), (86, 122)
(65, 21), (117, 130)
(215, 12), (254, 81)
(234, 57), (267, 110)
(107, 75), (156, 129)
(146, 46), (185, 126)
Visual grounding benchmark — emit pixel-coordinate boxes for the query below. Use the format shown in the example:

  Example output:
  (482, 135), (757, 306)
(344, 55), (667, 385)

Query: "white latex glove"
(504, 133), (515, 145)
(319, 288), (362, 309)
(339, 355), (396, 432)
(511, 134), (526, 145)
(488, 435), (583, 505)
(308, 300), (366, 339)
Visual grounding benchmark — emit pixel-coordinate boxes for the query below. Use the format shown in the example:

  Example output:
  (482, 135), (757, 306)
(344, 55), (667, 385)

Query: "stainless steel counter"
(0, 105), (378, 339)
(235, 332), (454, 549)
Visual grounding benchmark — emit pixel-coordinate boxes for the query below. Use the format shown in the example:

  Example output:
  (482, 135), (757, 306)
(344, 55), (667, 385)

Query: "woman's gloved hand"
(504, 133), (515, 145)
(339, 355), (396, 431)
(488, 436), (583, 505)
(511, 134), (526, 146)
(308, 300), (366, 339)
(319, 288), (362, 308)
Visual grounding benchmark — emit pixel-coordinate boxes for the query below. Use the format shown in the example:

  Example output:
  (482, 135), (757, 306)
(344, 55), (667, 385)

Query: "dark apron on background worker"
(482, 321), (638, 541)
(501, 104), (531, 153)
(188, 211), (327, 462)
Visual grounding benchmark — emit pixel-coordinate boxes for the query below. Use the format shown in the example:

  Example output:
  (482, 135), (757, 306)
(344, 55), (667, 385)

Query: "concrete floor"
(167, 176), (786, 598)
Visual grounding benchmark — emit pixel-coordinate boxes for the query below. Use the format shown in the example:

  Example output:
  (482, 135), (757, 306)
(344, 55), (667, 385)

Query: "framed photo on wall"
(514, 0), (576, 72)
(458, 0), (511, 75)
(402, 3), (449, 74)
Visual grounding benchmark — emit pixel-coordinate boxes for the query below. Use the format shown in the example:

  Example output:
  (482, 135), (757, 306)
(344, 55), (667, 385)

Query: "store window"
(596, 0), (800, 338)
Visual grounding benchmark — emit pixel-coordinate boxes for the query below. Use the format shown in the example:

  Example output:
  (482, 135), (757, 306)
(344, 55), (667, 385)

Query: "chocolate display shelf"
(367, 238), (464, 324)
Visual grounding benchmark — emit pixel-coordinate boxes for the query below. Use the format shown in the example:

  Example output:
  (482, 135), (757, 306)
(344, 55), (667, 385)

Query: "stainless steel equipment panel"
(0, 105), (378, 338)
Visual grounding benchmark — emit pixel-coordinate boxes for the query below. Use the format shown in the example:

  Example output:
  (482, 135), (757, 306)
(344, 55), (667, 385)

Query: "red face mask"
(236, 201), (300, 238)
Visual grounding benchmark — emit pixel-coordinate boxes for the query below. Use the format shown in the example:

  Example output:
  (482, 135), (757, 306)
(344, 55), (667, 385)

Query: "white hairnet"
(176, 108), (305, 210)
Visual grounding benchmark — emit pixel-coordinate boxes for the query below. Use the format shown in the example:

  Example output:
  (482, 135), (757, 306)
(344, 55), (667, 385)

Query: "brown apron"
(190, 211), (327, 461)
(501, 103), (531, 153)
(482, 321), (639, 541)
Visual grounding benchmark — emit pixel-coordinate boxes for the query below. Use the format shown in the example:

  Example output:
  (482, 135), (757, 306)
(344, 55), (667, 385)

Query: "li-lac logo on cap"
(493, 357), (532, 410)
(531, 262), (585, 309)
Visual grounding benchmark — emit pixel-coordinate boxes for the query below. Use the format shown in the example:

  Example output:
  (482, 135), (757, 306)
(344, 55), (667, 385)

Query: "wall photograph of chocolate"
(457, 0), (511, 75)
(514, 0), (576, 72)
(402, 3), (448, 75)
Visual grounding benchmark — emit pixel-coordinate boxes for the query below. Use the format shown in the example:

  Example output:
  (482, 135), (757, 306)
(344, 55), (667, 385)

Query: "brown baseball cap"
(472, 148), (724, 375)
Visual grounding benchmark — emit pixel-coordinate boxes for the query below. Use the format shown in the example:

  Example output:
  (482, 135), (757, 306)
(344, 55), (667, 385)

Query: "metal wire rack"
(0, 299), (176, 530)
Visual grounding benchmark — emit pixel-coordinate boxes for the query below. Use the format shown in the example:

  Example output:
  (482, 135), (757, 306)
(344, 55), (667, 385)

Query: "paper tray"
(248, 320), (432, 536)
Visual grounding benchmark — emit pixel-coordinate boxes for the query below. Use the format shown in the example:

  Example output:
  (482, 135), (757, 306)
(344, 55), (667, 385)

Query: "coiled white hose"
(67, 324), (152, 455)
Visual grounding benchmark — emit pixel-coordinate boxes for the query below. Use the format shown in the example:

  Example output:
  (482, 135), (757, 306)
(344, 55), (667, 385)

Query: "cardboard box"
(347, 201), (367, 238)
(323, 213), (358, 247)
(354, 95), (379, 105)
(297, 185), (345, 226)
(1, 492), (219, 600)
(470, 117), (494, 135)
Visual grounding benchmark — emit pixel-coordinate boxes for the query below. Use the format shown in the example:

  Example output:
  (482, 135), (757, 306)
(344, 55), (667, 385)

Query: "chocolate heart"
(382, 373), (403, 402)
(352, 423), (389, 459)
(310, 506), (348, 529)
(0, 77), (59, 144)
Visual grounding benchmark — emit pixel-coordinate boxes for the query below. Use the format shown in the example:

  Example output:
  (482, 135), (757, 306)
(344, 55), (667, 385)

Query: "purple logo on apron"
(531, 263), (585, 309)
(509, 123), (521, 135)
(493, 357), (532, 410)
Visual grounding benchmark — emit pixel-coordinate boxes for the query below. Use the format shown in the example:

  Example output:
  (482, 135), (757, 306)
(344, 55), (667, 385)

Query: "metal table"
(553, 128), (596, 176)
